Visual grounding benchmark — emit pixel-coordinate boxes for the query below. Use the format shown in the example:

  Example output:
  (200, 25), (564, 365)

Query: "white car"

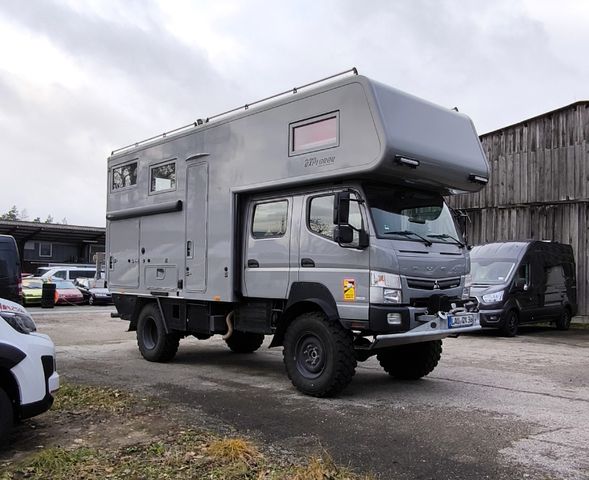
(0, 298), (60, 445)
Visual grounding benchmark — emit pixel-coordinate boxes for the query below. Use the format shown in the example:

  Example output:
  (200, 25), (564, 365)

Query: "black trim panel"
(369, 306), (412, 333)
(0, 343), (26, 369)
(20, 394), (54, 419)
(106, 200), (183, 221)
(285, 282), (339, 320)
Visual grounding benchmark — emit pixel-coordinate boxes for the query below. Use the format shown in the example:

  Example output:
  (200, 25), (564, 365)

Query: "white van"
(35, 265), (98, 282)
(0, 298), (60, 444)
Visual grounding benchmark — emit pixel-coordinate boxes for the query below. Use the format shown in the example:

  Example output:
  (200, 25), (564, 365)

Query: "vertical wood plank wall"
(447, 101), (589, 316)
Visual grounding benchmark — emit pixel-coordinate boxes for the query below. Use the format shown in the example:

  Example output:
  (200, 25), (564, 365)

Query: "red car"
(54, 280), (85, 305)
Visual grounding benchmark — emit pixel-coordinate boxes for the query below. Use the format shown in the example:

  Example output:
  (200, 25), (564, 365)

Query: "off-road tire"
(376, 340), (443, 380)
(555, 308), (572, 331)
(0, 388), (13, 447)
(225, 331), (265, 353)
(501, 310), (519, 337)
(283, 312), (356, 397)
(137, 304), (180, 362)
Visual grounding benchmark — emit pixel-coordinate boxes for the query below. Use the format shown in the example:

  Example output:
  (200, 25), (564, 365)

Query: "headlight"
(0, 311), (37, 334)
(482, 291), (504, 303)
(462, 273), (472, 300)
(370, 271), (402, 304)
(370, 271), (401, 289)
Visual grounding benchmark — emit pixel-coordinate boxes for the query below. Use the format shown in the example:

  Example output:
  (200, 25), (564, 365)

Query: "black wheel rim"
(143, 316), (158, 350)
(295, 332), (326, 379)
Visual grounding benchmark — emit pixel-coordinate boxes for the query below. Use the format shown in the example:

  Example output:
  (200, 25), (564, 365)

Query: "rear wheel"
(137, 304), (180, 362)
(88, 295), (94, 306)
(0, 388), (13, 447)
(555, 308), (572, 331)
(283, 312), (356, 397)
(225, 331), (265, 353)
(376, 340), (442, 380)
(501, 310), (519, 337)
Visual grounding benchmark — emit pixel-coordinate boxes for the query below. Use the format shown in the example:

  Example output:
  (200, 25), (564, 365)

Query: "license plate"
(448, 314), (475, 328)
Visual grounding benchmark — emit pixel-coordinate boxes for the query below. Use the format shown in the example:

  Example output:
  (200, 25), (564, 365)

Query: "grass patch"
(52, 383), (137, 413)
(2, 384), (372, 480)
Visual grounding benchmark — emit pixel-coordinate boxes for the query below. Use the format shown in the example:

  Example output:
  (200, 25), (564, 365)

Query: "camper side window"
(112, 162), (137, 190)
(252, 201), (288, 239)
(150, 162), (176, 193)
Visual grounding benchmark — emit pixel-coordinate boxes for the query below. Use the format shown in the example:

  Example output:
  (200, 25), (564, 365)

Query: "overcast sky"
(1, 0), (587, 227)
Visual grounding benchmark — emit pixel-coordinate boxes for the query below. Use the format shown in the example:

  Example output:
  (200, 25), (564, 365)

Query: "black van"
(0, 235), (22, 304)
(470, 241), (577, 336)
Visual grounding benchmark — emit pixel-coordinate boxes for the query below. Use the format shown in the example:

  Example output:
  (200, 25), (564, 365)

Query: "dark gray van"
(470, 241), (577, 336)
(0, 235), (22, 304)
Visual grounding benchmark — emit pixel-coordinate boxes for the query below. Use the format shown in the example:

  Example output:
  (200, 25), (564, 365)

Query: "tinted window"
(545, 265), (566, 288)
(112, 162), (137, 190)
(71, 270), (96, 279)
(308, 194), (362, 241)
(53, 270), (67, 279)
(252, 201), (288, 239)
(515, 264), (530, 284)
(150, 162), (176, 192)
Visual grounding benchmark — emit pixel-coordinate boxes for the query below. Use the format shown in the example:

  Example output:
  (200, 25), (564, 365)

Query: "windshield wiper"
(383, 230), (433, 246)
(427, 233), (465, 248)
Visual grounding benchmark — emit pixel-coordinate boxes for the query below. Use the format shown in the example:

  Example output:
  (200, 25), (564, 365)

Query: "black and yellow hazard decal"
(343, 278), (356, 301)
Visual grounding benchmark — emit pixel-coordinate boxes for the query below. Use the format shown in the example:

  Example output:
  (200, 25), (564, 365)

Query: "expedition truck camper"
(107, 69), (489, 397)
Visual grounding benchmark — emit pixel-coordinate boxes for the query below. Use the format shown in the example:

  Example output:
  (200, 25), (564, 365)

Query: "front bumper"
(362, 308), (480, 350)
(478, 308), (506, 327)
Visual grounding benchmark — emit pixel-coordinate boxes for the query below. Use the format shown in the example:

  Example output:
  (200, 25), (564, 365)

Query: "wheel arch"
(0, 367), (21, 415)
(269, 282), (339, 348)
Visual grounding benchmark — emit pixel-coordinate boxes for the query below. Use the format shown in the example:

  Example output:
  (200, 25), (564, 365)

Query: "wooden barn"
(448, 101), (589, 318)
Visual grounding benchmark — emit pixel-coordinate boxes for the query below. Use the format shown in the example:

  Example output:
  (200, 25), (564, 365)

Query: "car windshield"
(23, 280), (43, 289)
(363, 184), (462, 244)
(54, 281), (77, 289)
(471, 259), (516, 285)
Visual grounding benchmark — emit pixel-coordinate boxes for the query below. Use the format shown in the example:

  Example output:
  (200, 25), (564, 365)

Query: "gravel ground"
(19, 306), (589, 479)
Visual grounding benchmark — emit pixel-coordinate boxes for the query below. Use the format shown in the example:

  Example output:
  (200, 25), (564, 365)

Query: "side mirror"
(333, 191), (350, 225)
(514, 278), (526, 290)
(334, 225), (354, 244)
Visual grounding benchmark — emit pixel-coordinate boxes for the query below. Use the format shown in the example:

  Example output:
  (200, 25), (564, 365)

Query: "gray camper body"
(107, 72), (489, 397)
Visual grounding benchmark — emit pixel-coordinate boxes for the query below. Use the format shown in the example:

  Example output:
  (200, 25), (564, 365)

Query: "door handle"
(247, 259), (260, 268)
(301, 258), (315, 268)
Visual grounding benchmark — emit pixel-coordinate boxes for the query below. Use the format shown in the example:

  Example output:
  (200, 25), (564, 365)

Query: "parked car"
(74, 278), (112, 305)
(0, 297), (60, 445)
(35, 265), (98, 282)
(53, 280), (85, 305)
(21, 278), (44, 306)
(0, 235), (22, 304)
(471, 241), (577, 336)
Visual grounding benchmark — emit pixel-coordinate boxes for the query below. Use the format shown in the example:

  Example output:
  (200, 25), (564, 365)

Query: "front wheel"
(501, 310), (519, 337)
(283, 312), (356, 397)
(0, 388), (13, 447)
(137, 304), (180, 362)
(555, 308), (572, 331)
(376, 340), (442, 380)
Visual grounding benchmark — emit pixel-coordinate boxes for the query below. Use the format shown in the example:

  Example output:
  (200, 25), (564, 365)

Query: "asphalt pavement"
(31, 306), (589, 479)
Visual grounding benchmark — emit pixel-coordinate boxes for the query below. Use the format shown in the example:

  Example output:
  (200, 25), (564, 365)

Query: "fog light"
(387, 313), (402, 325)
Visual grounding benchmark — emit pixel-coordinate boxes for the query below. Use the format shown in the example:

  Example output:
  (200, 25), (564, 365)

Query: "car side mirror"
(514, 278), (527, 290)
(334, 225), (354, 244)
(333, 191), (350, 225)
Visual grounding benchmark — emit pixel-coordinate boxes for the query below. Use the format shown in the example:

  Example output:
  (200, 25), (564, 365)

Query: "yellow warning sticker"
(343, 278), (356, 301)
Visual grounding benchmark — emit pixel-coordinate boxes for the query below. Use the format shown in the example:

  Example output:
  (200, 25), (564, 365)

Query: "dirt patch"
(0, 383), (372, 480)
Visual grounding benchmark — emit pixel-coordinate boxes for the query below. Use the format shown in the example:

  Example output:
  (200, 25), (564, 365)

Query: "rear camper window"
(252, 201), (288, 239)
(150, 161), (176, 193)
(112, 161), (138, 190)
(290, 112), (339, 155)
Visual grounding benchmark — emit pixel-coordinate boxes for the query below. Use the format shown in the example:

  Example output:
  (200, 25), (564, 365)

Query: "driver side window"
(308, 193), (362, 243)
(515, 264), (530, 285)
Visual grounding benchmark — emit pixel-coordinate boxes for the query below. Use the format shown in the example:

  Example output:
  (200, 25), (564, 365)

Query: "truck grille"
(406, 277), (461, 290)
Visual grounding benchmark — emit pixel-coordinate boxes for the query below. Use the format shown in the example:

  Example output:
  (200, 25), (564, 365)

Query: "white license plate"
(448, 314), (475, 328)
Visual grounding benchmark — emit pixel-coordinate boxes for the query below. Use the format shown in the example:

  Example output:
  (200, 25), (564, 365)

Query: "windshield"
(363, 184), (462, 243)
(23, 280), (43, 289)
(471, 258), (516, 285)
